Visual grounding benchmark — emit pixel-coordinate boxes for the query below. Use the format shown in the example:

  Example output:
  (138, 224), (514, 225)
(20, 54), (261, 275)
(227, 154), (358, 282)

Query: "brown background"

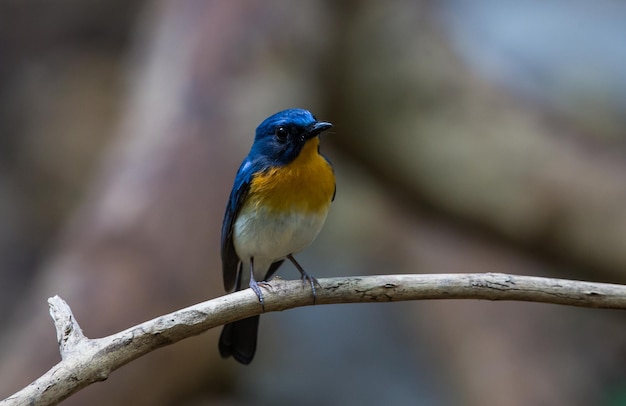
(0, 1), (625, 405)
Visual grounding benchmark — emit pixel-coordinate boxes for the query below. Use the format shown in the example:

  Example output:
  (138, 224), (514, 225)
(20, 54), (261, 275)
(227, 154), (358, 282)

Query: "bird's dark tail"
(218, 316), (260, 365)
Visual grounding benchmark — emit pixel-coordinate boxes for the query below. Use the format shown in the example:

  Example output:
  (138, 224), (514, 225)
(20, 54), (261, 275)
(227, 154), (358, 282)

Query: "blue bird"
(219, 108), (335, 364)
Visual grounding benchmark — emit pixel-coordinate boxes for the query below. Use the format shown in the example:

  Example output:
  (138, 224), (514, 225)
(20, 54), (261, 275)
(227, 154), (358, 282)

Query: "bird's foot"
(301, 272), (320, 304)
(287, 254), (320, 304)
(249, 279), (271, 311)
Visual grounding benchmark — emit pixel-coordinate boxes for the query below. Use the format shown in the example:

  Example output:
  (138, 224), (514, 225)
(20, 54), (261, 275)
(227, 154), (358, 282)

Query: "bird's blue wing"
(221, 158), (255, 292)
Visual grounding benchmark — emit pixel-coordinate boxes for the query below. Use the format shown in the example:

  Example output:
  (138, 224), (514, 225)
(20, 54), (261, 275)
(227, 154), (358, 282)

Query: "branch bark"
(2, 273), (625, 406)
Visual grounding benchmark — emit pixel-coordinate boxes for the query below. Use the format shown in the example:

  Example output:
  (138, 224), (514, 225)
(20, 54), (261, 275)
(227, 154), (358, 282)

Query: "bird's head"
(250, 108), (332, 166)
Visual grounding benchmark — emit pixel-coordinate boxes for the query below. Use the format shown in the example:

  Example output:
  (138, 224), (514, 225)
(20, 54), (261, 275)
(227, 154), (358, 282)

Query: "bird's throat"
(248, 138), (335, 213)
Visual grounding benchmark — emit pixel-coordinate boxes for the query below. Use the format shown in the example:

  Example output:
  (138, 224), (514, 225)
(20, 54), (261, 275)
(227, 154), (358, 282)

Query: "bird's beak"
(306, 121), (333, 138)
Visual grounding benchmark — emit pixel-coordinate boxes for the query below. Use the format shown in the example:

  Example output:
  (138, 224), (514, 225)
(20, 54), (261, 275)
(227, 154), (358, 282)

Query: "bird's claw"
(300, 272), (320, 304)
(250, 280), (271, 311)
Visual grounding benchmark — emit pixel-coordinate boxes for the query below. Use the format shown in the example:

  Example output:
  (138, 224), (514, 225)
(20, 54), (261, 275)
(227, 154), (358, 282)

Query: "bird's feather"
(221, 158), (254, 292)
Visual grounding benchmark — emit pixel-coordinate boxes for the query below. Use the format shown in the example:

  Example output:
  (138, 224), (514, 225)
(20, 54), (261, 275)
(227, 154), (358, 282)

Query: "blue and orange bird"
(219, 108), (335, 364)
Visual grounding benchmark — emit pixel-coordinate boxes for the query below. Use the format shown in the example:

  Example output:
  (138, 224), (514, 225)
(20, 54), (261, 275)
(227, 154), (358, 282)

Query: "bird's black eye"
(275, 126), (288, 142)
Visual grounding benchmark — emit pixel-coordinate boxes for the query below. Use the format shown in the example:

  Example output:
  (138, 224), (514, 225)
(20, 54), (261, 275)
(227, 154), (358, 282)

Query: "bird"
(218, 108), (335, 364)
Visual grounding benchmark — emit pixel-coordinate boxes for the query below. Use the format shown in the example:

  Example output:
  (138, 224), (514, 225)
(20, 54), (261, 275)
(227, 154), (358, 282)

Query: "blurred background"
(1, 1), (625, 405)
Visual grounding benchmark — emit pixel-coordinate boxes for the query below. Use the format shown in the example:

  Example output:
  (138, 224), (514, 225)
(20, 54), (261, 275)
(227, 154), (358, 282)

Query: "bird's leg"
(248, 258), (266, 311)
(287, 254), (319, 304)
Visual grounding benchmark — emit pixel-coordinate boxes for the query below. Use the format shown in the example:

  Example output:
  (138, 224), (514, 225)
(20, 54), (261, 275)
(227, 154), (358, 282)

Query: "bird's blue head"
(250, 108), (332, 166)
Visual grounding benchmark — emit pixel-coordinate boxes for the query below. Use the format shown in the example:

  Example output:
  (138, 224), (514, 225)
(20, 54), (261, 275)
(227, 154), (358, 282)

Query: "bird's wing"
(221, 158), (255, 292)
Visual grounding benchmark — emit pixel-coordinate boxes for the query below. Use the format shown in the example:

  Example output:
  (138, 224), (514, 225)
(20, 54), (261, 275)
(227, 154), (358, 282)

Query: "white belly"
(233, 204), (328, 279)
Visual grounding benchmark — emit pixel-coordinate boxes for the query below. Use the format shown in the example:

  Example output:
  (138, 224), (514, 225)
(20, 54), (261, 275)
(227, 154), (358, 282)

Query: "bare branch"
(49, 296), (87, 360)
(2, 273), (625, 405)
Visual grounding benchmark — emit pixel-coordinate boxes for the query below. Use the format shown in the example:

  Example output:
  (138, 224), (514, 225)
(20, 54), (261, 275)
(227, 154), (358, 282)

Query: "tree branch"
(2, 273), (625, 406)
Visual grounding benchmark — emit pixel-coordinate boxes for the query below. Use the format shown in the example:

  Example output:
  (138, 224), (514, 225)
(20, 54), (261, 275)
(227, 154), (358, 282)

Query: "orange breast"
(248, 138), (335, 213)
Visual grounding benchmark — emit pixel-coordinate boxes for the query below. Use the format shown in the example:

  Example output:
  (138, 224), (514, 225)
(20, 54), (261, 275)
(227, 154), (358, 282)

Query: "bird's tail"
(218, 316), (260, 365)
